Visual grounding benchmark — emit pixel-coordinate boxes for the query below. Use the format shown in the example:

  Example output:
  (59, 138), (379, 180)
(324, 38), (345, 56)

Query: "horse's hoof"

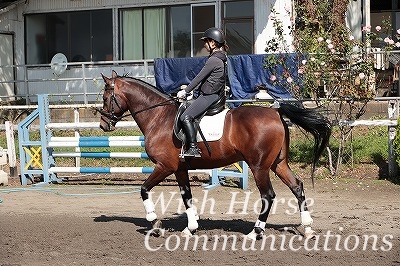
(146, 212), (157, 222)
(181, 227), (193, 237)
(188, 220), (198, 231)
(186, 207), (199, 230)
(304, 226), (316, 239)
(152, 219), (163, 229)
(150, 219), (163, 236)
(245, 229), (263, 241)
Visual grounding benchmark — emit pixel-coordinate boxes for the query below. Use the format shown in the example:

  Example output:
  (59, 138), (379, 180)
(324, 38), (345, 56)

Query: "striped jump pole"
(18, 94), (248, 189)
(49, 166), (155, 174)
(48, 136), (145, 148)
(48, 135), (151, 174)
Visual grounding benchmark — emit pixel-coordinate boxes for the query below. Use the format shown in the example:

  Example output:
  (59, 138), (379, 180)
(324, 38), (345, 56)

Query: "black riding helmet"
(200, 27), (225, 44)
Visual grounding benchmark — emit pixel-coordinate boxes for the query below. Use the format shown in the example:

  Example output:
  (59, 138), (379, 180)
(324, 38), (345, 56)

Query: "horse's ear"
(101, 73), (110, 84)
(112, 70), (118, 78)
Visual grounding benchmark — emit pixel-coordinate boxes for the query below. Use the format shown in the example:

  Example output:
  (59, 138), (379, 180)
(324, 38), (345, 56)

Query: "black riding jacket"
(184, 51), (227, 95)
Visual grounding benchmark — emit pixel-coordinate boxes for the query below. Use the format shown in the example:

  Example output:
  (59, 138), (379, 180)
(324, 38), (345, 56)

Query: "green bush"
(290, 126), (388, 165)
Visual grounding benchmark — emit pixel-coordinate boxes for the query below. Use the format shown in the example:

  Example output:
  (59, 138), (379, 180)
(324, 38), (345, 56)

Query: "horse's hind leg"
(247, 169), (276, 240)
(271, 160), (315, 238)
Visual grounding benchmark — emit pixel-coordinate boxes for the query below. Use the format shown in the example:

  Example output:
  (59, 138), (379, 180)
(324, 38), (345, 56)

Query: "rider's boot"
(181, 115), (201, 158)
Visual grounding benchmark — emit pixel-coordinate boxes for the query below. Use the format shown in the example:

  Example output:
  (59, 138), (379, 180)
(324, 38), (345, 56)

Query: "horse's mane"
(118, 74), (172, 101)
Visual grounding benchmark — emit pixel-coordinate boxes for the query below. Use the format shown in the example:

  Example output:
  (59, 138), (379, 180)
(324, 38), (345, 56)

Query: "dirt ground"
(0, 169), (400, 266)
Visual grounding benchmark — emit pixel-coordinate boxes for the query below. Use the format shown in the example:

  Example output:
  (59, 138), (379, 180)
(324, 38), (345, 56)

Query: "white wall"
(255, 0), (293, 54)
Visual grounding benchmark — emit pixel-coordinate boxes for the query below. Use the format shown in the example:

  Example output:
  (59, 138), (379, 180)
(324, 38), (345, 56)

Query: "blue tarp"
(154, 54), (301, 107)
(154, 56), (207, 94)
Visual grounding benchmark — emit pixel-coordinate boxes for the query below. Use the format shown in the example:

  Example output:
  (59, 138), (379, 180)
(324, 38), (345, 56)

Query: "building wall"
(0, 0), (310, 103)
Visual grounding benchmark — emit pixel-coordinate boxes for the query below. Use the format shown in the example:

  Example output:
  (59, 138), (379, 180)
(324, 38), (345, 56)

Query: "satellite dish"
(51, 53), (68, 76)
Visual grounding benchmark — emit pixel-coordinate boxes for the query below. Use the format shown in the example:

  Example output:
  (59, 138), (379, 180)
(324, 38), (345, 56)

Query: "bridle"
(94, 81), (176, 128)
(94, 82), (128, 128)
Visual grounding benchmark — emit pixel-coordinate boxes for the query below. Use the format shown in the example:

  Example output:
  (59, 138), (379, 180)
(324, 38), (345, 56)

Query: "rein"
(94, 85), (176, 127)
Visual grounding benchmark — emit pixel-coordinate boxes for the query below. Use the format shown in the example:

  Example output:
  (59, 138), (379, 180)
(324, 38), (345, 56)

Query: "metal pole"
(388, 100), (398, 179)
(5, 121), (17, 177)
(74, 108), (81, 167)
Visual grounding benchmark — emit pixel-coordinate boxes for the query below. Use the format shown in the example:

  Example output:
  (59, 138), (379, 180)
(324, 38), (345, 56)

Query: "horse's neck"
(133, 106), (175, 136)
(125, 86), (175, 136)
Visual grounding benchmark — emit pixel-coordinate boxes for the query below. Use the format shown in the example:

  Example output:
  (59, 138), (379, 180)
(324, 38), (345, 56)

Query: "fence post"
(5, 121), (17, 177)
(388, 100), (398, 179)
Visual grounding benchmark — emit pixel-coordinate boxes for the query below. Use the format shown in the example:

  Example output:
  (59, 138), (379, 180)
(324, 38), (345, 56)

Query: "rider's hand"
(177, 90), (187, 99)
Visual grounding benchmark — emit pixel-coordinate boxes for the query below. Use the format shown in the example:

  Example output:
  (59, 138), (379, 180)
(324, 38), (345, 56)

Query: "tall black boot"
(181, 115), (201, 158)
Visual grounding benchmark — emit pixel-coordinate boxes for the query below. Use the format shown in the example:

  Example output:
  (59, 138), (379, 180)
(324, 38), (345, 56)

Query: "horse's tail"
(278, 103), (332, 187)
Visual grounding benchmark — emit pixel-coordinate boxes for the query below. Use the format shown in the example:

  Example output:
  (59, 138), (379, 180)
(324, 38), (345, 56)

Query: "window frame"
(24, 9), (113, 64)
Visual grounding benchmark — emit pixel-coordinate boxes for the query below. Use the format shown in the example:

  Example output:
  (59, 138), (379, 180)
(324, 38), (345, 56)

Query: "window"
(371, 2), (400, 47)
(170, 6), (191, 57)
(371, 2), (392, 11)
(222, 0), (254, 55)
(120, 8), (167, 60)
(120, 4), (215, 60)
(192, 4), (216, 56)
(25, 10), (113, 64)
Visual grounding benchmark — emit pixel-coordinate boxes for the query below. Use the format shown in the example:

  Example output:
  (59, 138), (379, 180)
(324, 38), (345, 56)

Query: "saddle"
(173, 95), (226, 143)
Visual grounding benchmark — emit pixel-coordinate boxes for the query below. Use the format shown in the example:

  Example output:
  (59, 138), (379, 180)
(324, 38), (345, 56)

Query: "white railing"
(0, 59), (155, 104)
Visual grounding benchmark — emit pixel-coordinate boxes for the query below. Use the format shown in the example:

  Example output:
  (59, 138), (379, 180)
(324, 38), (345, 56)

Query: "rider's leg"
(179, 94), (219, 158)
(181, 115), (201, 157)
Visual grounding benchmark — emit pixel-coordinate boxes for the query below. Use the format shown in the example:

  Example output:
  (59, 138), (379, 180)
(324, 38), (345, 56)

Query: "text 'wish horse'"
(98, 70), (331, 239)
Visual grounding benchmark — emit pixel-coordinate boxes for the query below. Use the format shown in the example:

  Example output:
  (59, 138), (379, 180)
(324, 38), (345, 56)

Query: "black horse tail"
(278, 103), (332, 187)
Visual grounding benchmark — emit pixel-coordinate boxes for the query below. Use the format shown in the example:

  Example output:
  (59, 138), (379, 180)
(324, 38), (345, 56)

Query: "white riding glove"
(177, 90), (187, 99)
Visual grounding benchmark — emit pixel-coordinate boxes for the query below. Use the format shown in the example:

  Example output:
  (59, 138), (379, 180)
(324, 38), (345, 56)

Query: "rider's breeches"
(180, 93), (220, 122)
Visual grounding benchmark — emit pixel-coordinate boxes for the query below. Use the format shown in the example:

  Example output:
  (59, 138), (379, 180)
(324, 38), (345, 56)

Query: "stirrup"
(183, 147), (201, 158)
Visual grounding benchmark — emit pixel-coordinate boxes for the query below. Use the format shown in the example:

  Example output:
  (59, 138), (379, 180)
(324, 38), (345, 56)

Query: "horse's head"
(99, 70), (128, 132)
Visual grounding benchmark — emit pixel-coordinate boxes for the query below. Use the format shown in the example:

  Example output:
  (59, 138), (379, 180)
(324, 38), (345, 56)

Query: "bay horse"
(98, 70), (331, 239)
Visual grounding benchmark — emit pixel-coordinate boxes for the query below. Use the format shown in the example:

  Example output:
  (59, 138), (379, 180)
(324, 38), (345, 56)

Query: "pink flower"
(396, 42), (400, 48)
(328, 43), (334, 49)
(384, 37), (391, 43)
(376, 26), (381, 31)
(326, 39), (332, 44)
(301, 59), (307, 65)
(362, 25), (371, 32)
(317, 37), (324, 43)
(397, 29), (400, 35)
(270, 75), (277, 81)
(359, 73), (365, 79)
(349, 35), (355, 41)
(298, 68), (304, 74)
(287, 77), (293, 83)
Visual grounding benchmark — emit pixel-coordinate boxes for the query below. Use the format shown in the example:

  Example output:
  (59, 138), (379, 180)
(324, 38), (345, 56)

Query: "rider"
(177, 27), (228, 158)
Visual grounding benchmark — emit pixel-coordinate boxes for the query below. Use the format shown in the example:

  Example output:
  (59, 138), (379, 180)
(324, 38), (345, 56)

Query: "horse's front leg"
(175, 169), (199, 234)
(247, 171), (276, 240)
(141, 165), (173, 230)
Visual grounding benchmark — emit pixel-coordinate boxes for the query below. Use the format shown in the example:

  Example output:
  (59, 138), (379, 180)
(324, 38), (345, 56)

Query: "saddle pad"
(197, 109), (229, 142)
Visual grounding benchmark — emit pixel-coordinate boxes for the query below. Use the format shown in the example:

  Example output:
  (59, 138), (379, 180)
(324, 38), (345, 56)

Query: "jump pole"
(18, 94), (249, 189)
